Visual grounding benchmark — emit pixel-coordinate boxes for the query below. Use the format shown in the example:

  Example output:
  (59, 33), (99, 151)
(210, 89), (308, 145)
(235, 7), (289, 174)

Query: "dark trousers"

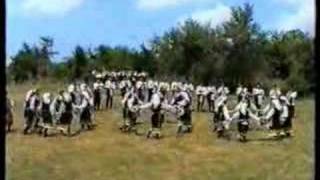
(23, 109), (39, 134)
(151, 112), (161, 129)
(128, 111), (137, 126)
(148, 89), (153, 102)
(94, 90), (101, 110)
(270, 110), (281, 130)
(283, 106), (295, 129)
(80, 107), (92, 129)
(180, 108), (192, 126)
(106, 89), (113, 109)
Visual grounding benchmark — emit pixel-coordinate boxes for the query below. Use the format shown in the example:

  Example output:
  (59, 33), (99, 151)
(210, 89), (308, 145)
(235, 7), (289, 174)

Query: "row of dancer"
(21, 83), (95, 137)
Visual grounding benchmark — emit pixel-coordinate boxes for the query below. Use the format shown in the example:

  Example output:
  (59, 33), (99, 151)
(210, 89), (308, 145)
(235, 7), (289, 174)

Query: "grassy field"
(6, 82), (314, 180)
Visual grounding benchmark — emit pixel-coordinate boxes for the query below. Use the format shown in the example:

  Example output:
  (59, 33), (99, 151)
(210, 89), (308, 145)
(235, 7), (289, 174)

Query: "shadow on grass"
(6, 129), (19, 134)
(247, 136), (293, 142)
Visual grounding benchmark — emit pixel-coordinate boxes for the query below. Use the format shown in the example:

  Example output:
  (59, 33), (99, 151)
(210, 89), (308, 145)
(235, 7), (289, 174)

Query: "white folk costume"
(135, 80), (145, 102)
(283, 91), (297, 136)
(119, 80), (127, 97)
(139, 88), (168, 138)
(120, 89), (142, 132)
(196, 86), (206, 112)
(207, 86), (216, 112)
(105, 79), (115, 109)
(23, 89), (41, 134)
(74, 90), (93, 130)
(171, 88), (192, 135)
(218, 85), (230, 96)
(231, 99), (261, 142)
(269, 87), (281, 99)
(51, 93), (63, 125)
(147, 80), (155, 102)
(6, 97), (14, 132)
(213, 96), (231, 138)
(93, 80), (104, 110)
(263, 95), (283, 137)
(252, 86), (265, 110)
(39, 93), (53, 137)
(56, 92), (74, 135)
(236, 85), (243, 102)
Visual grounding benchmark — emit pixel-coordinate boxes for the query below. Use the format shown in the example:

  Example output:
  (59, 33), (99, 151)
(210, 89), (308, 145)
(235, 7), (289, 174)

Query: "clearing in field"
(6, 83), (314, 180)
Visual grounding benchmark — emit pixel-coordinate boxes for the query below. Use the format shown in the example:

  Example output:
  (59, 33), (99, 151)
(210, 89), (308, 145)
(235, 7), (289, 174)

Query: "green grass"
(6, 82), (314, 180)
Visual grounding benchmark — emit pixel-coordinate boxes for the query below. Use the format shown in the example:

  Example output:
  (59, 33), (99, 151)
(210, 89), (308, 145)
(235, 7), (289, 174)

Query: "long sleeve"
(231, 111), (240, 121)
(121, 93), (130, 106)
(236, 87), (242, 95)
(50, 100), (56, 114)
(140, 94), (161, 110)
(261, 103), (270, 115)
(177, 99), (188, 107)
(38, 101), (43, 111)
(127, 98), (134, 110)
(161, 102), (174, 112)
(78, 99), (88, 109)
(139, 102), (152, 110)
(29, 97), (37, 111)
(127, 98), (140, 112)
(232, 103), (241, 113)
(250, 103), (258, 112)
(223, 106), (231, 121)
(265, 108), (275, 120)
(249, 111), (260, 122)
(273, 99), (282, 111)
(281, 106), (289, 118)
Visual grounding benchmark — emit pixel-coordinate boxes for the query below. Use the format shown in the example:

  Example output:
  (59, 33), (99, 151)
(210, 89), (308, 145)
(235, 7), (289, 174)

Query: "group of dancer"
(6, 70), (298, 142)
(92, 70), (298, 141)
(18, 83), (95, 137)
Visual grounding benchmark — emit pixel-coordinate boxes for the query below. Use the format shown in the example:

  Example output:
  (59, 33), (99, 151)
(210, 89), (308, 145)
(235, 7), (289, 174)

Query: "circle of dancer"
(8, 70), (298, 142)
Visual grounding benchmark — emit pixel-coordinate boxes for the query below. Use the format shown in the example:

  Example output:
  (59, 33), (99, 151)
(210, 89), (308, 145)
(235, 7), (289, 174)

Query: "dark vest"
(55, 100), (62, 111)
(42, 103), (50, 112)
(65, 101), (73, 112)
(239, 110), (249, 120)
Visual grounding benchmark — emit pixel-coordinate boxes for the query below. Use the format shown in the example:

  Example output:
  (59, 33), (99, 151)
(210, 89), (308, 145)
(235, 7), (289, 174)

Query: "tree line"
(7, 3), (314, 95)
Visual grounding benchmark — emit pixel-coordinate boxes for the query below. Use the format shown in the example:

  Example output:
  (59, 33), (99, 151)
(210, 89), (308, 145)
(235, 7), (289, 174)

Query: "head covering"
(95, 73), (103, 79)
(57, 95), (63, 101)
(215, 95), (227, 107)
(42, 93), (51, 104)
(68, 84), (75, 93)
(63, 92), (72, 102)
(25, 89), (35, 101)
(136, 81), (143, 89)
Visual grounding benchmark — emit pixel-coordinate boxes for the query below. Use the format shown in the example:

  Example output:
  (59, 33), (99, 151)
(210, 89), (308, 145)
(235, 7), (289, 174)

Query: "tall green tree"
(69, 45), (89, 80)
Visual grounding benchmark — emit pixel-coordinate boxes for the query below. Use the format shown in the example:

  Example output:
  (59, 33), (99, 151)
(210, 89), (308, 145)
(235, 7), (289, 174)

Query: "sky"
(7, 0), (315, 62)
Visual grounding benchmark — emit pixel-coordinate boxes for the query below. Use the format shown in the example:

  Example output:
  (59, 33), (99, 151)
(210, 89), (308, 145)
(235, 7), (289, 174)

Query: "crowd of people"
(6, 70), (298, 142)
